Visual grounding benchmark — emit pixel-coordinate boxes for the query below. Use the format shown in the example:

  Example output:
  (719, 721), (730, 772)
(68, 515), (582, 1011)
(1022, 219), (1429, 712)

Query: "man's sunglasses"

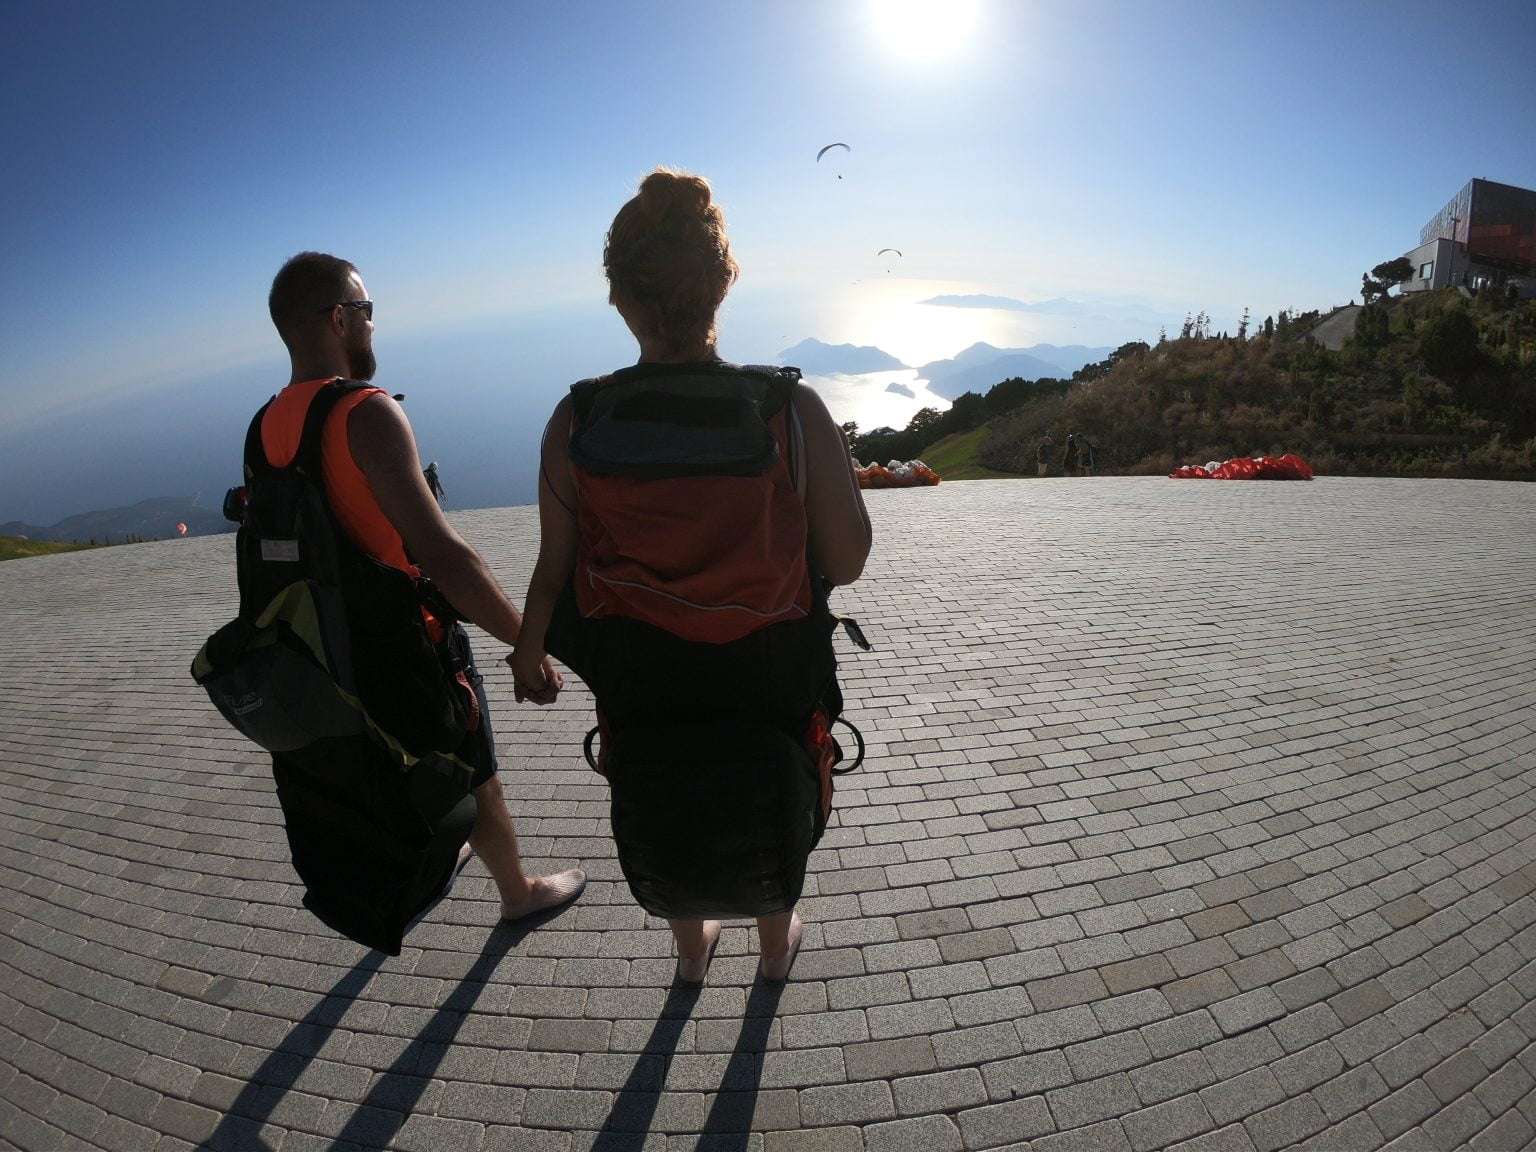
(319, 300), (374, 320)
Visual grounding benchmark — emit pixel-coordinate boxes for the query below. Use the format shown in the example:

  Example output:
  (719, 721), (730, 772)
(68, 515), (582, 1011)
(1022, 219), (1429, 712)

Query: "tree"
(905, 407), (944, 438)
(1237, 307), (1250, 341)
(839, 421), (859, 444)
(1371, 257), (1414, 295)
(1418, 307), (1479, 377)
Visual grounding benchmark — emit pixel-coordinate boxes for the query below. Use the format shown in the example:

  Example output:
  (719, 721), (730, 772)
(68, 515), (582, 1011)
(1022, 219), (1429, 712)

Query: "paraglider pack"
(545, 360), (870, 919)
(190, 379), (480, 955)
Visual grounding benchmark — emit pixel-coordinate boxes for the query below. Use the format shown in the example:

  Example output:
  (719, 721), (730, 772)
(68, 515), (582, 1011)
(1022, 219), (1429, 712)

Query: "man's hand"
(508, 647), (563, 705)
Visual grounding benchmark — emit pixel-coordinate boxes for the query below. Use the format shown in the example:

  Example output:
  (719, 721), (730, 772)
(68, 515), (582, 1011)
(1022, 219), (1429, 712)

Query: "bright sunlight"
(869, 0), (981, 60)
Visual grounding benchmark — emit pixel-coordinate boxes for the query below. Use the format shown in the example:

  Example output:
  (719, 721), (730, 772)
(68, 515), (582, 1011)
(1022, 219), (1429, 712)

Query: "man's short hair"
(268, 252), (359, 346)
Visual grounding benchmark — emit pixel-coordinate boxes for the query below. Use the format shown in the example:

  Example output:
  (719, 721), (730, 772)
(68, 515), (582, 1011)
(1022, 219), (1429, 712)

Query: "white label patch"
(260, 538), (301, 562)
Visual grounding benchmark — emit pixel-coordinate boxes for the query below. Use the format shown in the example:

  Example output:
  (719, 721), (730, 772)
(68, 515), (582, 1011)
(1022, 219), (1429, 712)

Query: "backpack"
(545, 362), (868, 919)
(190, 380), (478, 955)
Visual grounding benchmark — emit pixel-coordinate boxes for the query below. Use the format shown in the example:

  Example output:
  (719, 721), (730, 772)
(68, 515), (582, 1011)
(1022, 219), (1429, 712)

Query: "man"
(1061, 433), (1079, 476)
(264, 251), (584, 923)
(1037, 431), (1055, 478)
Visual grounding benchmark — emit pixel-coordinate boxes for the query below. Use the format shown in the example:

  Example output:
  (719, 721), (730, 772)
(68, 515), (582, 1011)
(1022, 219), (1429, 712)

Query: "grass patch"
(922, 425), (1024, 481)
(0, 535), (98, 562)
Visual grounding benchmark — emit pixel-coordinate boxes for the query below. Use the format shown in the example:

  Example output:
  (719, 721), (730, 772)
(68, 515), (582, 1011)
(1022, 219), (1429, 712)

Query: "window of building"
(1419, 260), (1435, 280)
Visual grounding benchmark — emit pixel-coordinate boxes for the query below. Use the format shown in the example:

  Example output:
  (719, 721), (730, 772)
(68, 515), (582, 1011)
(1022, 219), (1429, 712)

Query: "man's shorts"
(450, 627), (498, 790)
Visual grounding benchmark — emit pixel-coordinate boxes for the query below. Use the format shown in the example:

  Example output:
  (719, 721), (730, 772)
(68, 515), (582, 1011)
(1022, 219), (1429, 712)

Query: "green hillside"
(0, 535), (98, 562)
(852, 288), (1536, 482)
(920, 426), (1022, 480)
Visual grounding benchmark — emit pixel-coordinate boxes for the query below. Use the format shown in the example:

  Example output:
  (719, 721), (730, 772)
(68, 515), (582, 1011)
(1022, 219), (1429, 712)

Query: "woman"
(510, 169), (871, 983)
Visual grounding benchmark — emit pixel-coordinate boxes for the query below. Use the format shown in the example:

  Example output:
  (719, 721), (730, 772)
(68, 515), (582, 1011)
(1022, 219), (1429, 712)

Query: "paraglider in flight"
(876, 248), (902, 258)
(176, 522), (189, 537)
(816, 141), (850, 179)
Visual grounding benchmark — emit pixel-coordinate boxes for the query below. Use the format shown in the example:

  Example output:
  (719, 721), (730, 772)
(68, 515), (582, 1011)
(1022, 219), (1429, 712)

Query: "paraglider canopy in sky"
(816, 141), (850, 180)
(876, 248), (902, 258)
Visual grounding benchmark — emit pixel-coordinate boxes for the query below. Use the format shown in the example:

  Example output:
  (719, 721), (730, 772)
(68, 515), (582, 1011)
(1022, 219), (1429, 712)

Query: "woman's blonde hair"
(604, 168), (740, 357)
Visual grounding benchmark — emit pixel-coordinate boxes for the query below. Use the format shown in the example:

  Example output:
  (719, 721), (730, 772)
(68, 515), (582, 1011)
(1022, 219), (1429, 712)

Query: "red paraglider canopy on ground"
(1170, 454), (1314, 481)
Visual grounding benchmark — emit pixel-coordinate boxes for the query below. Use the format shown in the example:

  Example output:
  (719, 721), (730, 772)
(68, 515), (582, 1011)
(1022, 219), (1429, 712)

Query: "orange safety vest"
(260, 378), (416, 577)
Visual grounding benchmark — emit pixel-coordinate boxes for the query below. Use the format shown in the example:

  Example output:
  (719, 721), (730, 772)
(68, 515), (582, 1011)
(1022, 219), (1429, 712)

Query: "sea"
(798, 369), (952, 434)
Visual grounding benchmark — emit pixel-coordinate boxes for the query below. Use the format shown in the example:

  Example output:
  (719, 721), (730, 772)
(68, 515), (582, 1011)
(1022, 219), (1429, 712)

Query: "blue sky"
(3, 0), (1534, 523)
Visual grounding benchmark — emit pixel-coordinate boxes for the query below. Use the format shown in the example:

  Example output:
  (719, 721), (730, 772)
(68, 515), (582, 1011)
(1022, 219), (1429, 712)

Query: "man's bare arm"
(348, 394), (525, 646)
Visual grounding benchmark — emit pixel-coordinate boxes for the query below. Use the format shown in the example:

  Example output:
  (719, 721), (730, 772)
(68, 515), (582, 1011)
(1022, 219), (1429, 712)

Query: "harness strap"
(580, 715), (866, 775)
(295, 379), (371, 481)
(243, 399), (275, 482)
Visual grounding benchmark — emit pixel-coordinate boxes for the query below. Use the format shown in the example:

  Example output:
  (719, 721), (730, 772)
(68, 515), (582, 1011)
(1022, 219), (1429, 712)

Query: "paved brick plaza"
(3, 476), (1535, 1152)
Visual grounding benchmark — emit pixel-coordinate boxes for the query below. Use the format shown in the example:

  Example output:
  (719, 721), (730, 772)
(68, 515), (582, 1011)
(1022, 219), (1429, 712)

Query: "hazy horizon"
(4, 0), (1534, 524)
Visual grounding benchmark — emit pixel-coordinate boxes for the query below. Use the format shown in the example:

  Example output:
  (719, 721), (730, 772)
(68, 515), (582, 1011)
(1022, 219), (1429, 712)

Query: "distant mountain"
(0, 496), (230, 544)
(777, 338), (907, 375)
(885, 381), (916, 398)
(917, 342), (1115, 399)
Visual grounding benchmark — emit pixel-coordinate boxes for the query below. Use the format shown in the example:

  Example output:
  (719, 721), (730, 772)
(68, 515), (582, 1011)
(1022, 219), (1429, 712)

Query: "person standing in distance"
(263, 251), (585, 924)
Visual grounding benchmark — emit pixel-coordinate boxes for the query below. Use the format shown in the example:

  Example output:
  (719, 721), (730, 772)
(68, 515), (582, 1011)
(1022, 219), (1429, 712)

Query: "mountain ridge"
(1, 495), (229, 543)
(775, 338), (908, 375)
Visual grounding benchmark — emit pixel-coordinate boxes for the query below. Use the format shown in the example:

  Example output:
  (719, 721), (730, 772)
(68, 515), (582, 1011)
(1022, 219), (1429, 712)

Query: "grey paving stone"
(1200, 1067), (1288, 1126)
(1243, 1093), (1328, 1151)
(1367, 1080), (1440, 1141)
(982, 1051), (1075, 1102)
(843, 1036), (935, 1082)
(764, 1128), (863, 1152)
(891, 1068), (987, 1117)
(1123, 1093), (1216, 1152)
(863, 1113), (962, 1152)
(1046, 1072), (1140, 1129)
(1130, 1051), (1216, 1106)
(958, 1095), (1055, 1148)
(799, 1079), (897, 1127)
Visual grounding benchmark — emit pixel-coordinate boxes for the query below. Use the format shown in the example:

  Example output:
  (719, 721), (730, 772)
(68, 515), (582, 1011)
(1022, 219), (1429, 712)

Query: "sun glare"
(870, 0), (980, 60)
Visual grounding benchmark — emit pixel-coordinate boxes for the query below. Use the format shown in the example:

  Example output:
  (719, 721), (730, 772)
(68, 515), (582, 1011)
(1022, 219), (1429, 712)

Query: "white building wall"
(1400, 237), (1455, 293)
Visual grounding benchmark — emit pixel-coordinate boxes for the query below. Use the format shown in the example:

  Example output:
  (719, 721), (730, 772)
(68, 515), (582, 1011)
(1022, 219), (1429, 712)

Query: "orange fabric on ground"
(260, 378), (419, 578)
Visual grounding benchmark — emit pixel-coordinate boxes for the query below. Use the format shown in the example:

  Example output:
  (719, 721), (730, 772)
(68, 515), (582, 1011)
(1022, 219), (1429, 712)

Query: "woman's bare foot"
(499, 868), (587, 922)
(676, 920), (722, 985)
(758, 912), (803, 982)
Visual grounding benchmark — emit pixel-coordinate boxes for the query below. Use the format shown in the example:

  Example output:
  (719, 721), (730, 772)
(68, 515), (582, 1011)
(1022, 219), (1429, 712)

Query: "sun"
(870, 0), (980, 60)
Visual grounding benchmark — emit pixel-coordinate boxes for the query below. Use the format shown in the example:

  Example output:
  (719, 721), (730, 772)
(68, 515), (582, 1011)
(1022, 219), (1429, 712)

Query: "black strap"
(581, 715), (866, 776)
(242, 399), (275, 481)
(569, 362), (800, 426)
(831, 718), (865, 775)
(295, 379), (373, 481)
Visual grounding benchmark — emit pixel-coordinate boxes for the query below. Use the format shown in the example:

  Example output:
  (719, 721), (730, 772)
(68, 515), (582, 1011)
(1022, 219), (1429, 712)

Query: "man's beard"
(347, 344), (377, 381)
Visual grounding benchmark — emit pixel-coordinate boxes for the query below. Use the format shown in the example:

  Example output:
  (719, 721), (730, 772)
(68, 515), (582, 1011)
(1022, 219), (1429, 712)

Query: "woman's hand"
(507, 647), (563, 705)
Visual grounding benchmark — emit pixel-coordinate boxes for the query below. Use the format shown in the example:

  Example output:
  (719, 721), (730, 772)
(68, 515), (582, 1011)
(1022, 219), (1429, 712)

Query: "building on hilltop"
(1400, 178), (1536, 299)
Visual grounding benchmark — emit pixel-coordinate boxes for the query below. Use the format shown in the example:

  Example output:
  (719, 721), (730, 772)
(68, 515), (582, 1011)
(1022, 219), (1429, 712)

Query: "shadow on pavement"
(593, 974), (785, 1151)
(203, 905), (566, 1151)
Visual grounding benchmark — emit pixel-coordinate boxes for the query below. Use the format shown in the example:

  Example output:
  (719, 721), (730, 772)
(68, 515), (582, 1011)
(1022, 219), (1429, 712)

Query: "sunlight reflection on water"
(801, 369), (951, 433)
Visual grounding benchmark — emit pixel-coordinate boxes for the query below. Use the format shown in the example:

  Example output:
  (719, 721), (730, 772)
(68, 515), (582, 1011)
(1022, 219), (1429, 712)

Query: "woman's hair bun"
(605, 166), (738, 357)
(637, 168), (713, 219)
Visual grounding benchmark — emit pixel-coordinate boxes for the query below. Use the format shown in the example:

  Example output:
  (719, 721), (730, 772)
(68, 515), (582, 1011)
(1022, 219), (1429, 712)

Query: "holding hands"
(508, 646), (563, 705)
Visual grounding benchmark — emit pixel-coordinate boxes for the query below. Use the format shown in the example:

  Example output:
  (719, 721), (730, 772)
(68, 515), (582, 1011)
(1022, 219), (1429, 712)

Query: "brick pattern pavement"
(2, 476), (1535, 1151)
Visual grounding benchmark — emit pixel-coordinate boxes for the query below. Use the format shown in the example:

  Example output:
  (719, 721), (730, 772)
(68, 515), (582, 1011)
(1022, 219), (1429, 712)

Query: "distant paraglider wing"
(876, 248), (903, 257)
(175, 522), (189, 537)
(816, 142), (851, 162)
